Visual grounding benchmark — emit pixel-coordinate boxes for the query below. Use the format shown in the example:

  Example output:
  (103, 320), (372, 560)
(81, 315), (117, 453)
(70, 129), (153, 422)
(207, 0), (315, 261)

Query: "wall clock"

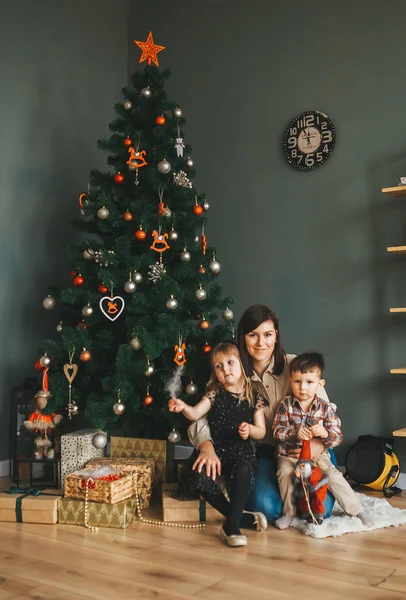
(283, 110), (336, 171)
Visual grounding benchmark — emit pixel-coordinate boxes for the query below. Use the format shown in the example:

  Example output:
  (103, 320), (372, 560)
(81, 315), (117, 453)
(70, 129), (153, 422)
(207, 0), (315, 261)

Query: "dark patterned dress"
(190, 388), (268, 497)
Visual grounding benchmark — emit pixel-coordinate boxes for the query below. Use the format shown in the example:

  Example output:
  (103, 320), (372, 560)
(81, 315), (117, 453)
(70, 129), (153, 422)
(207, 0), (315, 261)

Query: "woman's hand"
(297, 426), (313, 441)
(238, 422), (250, 440)
(168, 398), (185, 413)
(192, 440), (221, 480)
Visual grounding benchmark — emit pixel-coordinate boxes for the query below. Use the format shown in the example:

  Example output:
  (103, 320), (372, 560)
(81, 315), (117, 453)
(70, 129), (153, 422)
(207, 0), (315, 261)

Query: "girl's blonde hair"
(206, 342), (254, 406)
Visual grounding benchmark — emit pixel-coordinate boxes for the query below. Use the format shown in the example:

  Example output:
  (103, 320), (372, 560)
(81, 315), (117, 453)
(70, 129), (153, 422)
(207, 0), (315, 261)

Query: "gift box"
(58, 496), (136, 529)
(162, 484), (222, 523)
(61, 429), (105, 490)
(0, 487), (61, 524)
(64, 466), (134, 504)
(85, 457), (155, 508)
(110, 437), (174, 487)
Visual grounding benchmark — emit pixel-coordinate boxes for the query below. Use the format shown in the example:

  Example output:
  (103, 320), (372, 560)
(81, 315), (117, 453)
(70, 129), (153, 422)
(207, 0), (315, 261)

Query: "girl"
(168, 342), (268, 547)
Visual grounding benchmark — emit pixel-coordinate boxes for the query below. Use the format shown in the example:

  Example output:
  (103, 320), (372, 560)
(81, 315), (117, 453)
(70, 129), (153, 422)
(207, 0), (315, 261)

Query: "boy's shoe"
(220, 525), (248, 547)
(357, 511), (374, 527)
(242, 510), (268, 531)
(275, 515), (292, 530)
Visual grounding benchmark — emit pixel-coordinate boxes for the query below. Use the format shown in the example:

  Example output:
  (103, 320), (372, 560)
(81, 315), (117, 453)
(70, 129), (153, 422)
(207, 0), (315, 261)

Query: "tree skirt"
(290, 492), (406, 538)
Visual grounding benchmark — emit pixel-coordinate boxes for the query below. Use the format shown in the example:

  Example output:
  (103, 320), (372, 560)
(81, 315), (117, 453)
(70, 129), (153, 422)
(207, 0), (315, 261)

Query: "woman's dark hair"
(237, 304), (286, 377)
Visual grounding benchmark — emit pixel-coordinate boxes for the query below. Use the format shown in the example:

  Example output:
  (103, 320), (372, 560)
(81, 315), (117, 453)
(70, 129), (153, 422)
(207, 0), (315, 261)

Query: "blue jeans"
(245, 445), (336, 521)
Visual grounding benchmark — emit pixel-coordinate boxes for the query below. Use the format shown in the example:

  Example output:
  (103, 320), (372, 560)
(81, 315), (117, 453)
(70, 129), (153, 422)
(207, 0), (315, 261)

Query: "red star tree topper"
(134, 31), (165, 67)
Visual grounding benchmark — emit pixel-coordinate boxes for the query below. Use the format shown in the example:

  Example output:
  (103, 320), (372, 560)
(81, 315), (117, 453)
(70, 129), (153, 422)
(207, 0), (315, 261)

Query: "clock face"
(283, 111), (336, 171)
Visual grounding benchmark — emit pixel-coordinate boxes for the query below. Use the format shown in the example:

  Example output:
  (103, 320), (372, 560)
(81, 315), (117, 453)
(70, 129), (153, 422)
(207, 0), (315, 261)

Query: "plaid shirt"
(272, 394), (342, 456)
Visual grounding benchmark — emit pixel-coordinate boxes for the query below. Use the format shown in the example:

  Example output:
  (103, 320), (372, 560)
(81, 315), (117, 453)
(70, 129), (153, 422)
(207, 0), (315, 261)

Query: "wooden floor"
(1, 482), (406, 600)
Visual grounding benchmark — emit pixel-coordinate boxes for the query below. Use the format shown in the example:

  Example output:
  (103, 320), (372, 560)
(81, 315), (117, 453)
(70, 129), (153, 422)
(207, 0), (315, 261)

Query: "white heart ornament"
(99, 295), (125, 321)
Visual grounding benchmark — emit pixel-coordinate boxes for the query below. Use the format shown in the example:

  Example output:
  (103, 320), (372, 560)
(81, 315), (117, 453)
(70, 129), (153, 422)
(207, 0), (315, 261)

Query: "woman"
(188, 304), (336, 525)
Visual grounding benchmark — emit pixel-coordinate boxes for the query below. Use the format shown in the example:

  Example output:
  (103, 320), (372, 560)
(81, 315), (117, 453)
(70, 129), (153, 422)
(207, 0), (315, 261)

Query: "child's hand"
(310, 422), (328, 439)
(238, 422), (250, 440)
(297, 426), (313, 441)
(168, 398), (185, 413)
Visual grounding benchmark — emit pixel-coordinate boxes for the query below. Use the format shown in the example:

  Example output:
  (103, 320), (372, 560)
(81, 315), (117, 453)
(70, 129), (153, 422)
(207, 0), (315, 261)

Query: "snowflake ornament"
(148, 262), (166, 283)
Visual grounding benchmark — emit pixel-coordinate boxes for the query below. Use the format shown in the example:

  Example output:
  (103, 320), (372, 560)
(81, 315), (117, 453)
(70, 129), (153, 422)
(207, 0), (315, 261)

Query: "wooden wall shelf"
(382, 186), (406, 198)
(390, 308), (406, 313)
(390, 368), (406, 374)
(393, 428), (406, 436)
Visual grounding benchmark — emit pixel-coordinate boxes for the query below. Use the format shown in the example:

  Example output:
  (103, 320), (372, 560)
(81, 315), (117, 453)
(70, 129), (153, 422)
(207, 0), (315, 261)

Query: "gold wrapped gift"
(0, 488), (62, 524)
(162, 485), (222, 523)
(110, 437), (174, 487)
(58, 496), (136, 529)
(85, 457), (154, 508)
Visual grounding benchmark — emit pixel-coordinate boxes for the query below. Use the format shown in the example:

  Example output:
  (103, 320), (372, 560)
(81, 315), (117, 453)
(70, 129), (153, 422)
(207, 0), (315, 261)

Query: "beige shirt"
(188, 353), (330, 448)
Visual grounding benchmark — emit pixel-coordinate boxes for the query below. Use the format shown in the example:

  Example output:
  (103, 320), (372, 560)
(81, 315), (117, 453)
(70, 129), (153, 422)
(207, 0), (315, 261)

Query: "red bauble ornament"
(198, 265), (206, 274)
(193, 205), (204, 216)
(73, 275), (84, 287)
(114, 172), (124, 184)
(203, 344), (212, 354)
(155, 115), (166, 125)
(70, 270), (77, 278)
(77, 320), (88, 330)
(199, 320), (210, 330)
(98, 284), (108, 294)
(135, 227), (147, 240)
(144, 395), (153, 406)
(123, 211), (133, 221)
(79, 349), (92, 362)
(124, 137), (132, 147)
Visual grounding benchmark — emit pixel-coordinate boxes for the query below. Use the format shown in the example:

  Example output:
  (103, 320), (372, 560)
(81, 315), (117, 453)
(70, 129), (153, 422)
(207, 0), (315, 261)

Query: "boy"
(272, 352), (373, 530)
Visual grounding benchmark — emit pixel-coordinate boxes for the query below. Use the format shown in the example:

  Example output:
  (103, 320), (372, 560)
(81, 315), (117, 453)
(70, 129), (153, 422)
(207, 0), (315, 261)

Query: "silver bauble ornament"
(209, 260), (221, 274)
(195, 286), (207, 301)
(124, 280), (137, 293)
(222, 308), (234, 320)
(180, 249), (191, 262)
(128, 165), (136, 171)
(92, 431), (107, 449)
(97, 207), (109, 220)
(157, 159), (171, 174)
(173, 107), (183, 118)
(113, 400), (125, 415)
(82, 304), (94, 317)
(69, 402), (79, 416)
(203, 201), (210, 211)
(123, 100), (133, 110)
(164, 207), (172, 218)
(43, 295), (56, 310)
(186, 157), (194, 167)
(39, 354), (51, 367)
(130, 336), (142, 350)
(140, 87), (151, 98)
(186, 382), (198, 395)
(194, 236), (199, 243)
(145, 363), (155, 377)
(56, 322), (63, 332)
(169, 229), (178, 241)
(168, 428), (181, 443)
(134, 272), (143, 284)
(83, 249), (94, 260)
(166, 295), (178, 310)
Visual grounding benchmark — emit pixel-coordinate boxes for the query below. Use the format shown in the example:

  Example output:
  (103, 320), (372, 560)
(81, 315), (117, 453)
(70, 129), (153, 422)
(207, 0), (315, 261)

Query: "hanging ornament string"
(63, 348), (79, 419)
(132, 469), (205, 529)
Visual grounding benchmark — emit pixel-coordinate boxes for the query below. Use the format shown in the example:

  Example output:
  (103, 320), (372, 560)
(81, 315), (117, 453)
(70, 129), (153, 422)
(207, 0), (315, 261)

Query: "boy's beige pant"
(277, 450), (362, 518)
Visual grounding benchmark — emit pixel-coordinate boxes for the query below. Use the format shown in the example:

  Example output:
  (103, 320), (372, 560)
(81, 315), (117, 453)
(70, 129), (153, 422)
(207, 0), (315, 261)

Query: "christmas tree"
(38, 32), (235, 441)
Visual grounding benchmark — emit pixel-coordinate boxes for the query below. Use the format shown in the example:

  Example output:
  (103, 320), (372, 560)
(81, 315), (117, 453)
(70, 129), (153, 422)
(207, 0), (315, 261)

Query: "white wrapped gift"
(61, 429), (105, 490)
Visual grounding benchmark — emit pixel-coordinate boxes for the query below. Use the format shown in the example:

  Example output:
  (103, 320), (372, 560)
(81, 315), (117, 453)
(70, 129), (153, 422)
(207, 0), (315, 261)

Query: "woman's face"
(244, 319), (277, 364)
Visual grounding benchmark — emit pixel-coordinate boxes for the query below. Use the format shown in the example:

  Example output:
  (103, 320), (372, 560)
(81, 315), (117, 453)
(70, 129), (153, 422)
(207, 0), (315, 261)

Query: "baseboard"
(0, 460), (10, 478)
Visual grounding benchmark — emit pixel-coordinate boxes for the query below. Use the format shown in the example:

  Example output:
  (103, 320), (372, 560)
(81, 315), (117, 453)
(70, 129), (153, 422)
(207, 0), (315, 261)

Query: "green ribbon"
(3, 486), (58, 523)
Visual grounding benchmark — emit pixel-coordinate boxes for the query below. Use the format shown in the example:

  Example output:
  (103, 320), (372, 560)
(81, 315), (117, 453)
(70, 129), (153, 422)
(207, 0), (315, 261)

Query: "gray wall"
(0, 0), (129, 460)
(130, 1), (406, 463)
